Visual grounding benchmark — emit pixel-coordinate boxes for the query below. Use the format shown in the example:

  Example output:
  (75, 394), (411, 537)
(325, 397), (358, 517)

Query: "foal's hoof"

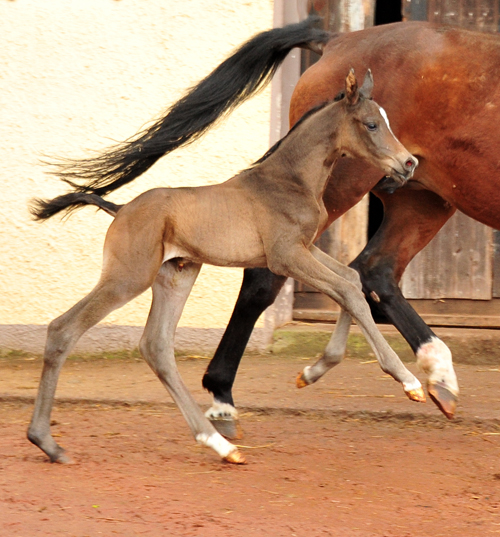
(209, 418), (243, 440)
(296, 372), (310, 389)
(405, 386), (426, 403)
(427, 381), (457, 419)
(224, 449), (246, 465)
(49, 449), (73, 464)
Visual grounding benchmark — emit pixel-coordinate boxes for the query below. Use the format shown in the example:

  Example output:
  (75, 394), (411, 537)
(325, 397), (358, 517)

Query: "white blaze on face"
(377, 105), (397, 138)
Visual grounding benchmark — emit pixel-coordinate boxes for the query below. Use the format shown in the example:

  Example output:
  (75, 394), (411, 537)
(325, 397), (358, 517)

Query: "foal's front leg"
(139, 261), (245, 464)
(297, 245), (356, 388)
(271, 245), (425, 402)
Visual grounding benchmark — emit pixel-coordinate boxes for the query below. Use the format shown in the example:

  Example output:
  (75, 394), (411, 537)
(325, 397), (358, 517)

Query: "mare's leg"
(202, 268), (287, 437)
(28, 279), (152, 463)
(270, 245), (424, 401)
(350, 187), (458, 417)
(140, 261), (245, 463)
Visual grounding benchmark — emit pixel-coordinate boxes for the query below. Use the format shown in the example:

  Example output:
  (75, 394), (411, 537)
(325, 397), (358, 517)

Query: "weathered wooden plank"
(493, 230), (500, 298)
(294, 297), (500, 326)
(293, 308), (500, 327)
(426, 0), (499, 31)
(401, 211), (492, 299)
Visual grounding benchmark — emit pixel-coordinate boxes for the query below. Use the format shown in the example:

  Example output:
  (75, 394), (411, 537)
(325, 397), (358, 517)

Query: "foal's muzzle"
(391, 155), (418, 185)
(377, 155), (419, 194)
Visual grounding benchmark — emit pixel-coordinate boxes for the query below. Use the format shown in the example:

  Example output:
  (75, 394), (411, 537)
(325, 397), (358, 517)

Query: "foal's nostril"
(405, 159), (415, 170)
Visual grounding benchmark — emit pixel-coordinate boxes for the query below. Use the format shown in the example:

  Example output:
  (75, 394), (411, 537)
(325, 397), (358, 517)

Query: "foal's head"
(338, 69), (418, 184)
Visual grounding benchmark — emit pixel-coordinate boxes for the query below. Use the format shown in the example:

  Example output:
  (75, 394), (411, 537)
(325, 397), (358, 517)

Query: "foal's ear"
(359, 69), (374, 100)
(345, 69), (359, 106)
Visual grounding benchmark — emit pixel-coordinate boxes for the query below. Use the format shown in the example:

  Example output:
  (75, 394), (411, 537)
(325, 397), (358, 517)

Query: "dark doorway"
(375, 0), (403, 25)
(368, 1), (404, 240)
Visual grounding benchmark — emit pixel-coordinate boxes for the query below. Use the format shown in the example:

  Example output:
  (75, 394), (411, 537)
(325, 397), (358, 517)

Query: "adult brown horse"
(204, 20), (500, 430)
(49, 17), (500, 429)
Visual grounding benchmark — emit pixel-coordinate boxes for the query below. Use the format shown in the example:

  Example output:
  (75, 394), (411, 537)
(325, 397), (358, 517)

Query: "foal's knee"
(43, 317), (74, 366)
(344, 266), (362, 292)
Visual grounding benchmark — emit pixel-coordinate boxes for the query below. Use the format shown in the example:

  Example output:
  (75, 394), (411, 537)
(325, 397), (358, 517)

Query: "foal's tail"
(31, 192), (122, 220)
(49, 16), (330, 197)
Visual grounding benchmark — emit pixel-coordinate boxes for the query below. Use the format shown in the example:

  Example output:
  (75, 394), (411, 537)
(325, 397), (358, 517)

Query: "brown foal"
(29, 70), (421, 465)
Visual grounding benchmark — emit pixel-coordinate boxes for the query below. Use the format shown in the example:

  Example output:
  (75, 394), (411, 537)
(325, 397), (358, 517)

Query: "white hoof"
(416, 337), (459, 396)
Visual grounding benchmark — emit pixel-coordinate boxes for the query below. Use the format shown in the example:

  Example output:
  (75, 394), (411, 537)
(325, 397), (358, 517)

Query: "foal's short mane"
(250, 101), (331, 168)
(249, 88), (347, 169)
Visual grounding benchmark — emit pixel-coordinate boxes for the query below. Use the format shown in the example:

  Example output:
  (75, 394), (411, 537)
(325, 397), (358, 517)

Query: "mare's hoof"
(405, 386), (426, 403)
(296, 372), (310, 389)
(209, 418), (243, 440)
(427, 381), (457, 419)
(224, 449), (246, 465)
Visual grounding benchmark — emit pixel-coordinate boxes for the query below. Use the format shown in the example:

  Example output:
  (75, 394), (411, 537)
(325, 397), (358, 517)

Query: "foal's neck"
(267, 101), (345, 199)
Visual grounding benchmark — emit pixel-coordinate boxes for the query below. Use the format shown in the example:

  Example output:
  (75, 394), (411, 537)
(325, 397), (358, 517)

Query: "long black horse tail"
(50, 15), (330, 197)
(31, 192), (123, 221)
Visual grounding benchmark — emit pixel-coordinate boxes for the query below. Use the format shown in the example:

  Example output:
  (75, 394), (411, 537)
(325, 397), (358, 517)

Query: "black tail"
(31, 192), (123, 221)
(50, 16), (329, 197)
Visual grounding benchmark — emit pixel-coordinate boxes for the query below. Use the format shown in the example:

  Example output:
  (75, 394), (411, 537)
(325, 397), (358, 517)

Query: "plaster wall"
(0, 0), (274, 353)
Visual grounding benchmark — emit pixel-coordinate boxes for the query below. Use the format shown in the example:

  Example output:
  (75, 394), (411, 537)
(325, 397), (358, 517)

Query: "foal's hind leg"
(28, 281), (149, 463)
(139, 261), (245, 464)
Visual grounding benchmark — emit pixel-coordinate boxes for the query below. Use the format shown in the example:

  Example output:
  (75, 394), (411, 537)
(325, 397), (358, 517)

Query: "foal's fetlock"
(27, 429), (71, 463)
(296, 358), (336, 389)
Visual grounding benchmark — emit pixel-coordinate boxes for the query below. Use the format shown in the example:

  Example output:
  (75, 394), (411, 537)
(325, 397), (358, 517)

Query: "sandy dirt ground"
(1, 354), (500, 536)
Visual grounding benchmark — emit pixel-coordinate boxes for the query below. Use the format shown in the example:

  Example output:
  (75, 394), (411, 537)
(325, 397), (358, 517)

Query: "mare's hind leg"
(350, 187), (458, 418)
(139, 261), (245, 464)
(270, 245), (424, 401)
(202, 268), (287, 438)
(28, 280), (151, 463)
(296, 245), (425, 401)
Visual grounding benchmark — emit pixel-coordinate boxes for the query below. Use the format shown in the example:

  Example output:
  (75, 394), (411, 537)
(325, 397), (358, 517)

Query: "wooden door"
(399, 0), (500, 326)
(295, 0), (374, 310)
(294, 0), (500, 327)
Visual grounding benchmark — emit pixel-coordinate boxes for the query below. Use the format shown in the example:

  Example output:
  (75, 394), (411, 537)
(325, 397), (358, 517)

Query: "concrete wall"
(0, 0), (275, 354)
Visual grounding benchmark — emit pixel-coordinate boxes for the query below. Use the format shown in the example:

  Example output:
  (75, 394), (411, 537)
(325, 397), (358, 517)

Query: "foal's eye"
(365, 122), (378, 132)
